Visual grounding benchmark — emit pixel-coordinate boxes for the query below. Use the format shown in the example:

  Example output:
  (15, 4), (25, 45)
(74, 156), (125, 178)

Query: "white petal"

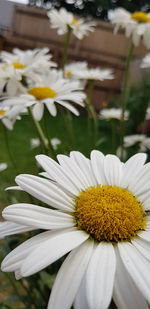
(36, 155), (80, 195)
(15, 174), (74, 211)
(128, 163), (150, 196)
(90, 150), (106, 185)
(86, 242), (116, 309)
(2, 204), (75, 230)
(70, 151), (97, 186)
(120, 153), (147, 188)
(21, 229), (89, 277)
(104, 155), (123, 186)
(57, 154), (90, 189)
(113, 247), (149, 309)
(32, 103), (44, 121)
(1, 230), (57, 272)
(0, 221), (35, 238)
(48, 239), (94, 309)
(45, 101), (57, 117)
(118, 242), (150, 302)
(139, 230), (150, 242)
(132, 237), (150, 261)
(74, 276), (90, 309)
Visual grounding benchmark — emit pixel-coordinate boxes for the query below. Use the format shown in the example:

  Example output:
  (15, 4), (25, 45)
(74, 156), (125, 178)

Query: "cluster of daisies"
(1, 6), (150, 309)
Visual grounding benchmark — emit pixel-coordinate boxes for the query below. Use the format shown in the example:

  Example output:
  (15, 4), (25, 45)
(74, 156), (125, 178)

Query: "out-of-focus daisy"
(145, 107), (150, 120)
(73, 68), (114, 81)
(47, 8), (96, 39)
(124, 134), (150, 151)
(99, 108), (129, 120)
(0, 63), (24, 96)
(1, 150), (150, 308)
(0, 48), (56, 82)
(0, 163), (7, 172)
(1, 70), (86, 120)
(141, 53), (150, 68)
(64, 61), (88, 79)
(30, 137), (61, 150)
(0, 106), (23, 130)
(108, 8), (150, 48)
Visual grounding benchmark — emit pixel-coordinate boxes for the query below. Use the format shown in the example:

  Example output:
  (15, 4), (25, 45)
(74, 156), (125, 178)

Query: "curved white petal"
(48, 239), (94, 309)
(86, 242), (116, 309)
(21, 229), (89, 277)
(104, 155), (123, 186)
(90, 150), (106, 185)
(113, 247), (149, 309)
(118, 242), (150, 302)
(128, 163), (150, 196)
(2, 204), (75, 230)
(132, 237), (150, 261)
(32, 103), (44, 121)
(70, 151), (97, 186)
(45, 101), (57, 117)
(120, 153), (147, 188)
(74, 275), (90, 309)
(15, 174), (74, 211)
(0, 221), (35, 238)
(36, 155), (80, 195)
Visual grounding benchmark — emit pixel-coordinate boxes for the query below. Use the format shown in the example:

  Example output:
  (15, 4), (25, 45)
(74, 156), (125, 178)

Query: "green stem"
(2, 123), (17, 170)
(120, 42), (134, 160)
(61, 26), (72, 72)
(111, 119), (116, 154)
(85, 80), (98, 147)
(28, 107), (49, 156)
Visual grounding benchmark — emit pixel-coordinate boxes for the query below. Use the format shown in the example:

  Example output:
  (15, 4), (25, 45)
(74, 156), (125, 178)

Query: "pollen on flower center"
(65, 71), (72, 78)
(131, 12), (150, 23)
(0, 110), (6, 116)
(75, 185), (146, 242)
(70, 18), (78, 25)
(28, 87), (57, 100)
(12, 62), (26, 69)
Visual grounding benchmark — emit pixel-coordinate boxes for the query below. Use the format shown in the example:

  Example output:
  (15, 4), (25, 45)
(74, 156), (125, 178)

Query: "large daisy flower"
(108, 8), (150, 48)
(47, 8), (96, 39)
(1, 70), (86, 120)
(1, 151), (150, 309)
(0, 48), (57, 82)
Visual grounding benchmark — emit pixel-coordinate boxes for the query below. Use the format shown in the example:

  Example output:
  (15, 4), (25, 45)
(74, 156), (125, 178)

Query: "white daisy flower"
(64, 61), (88, 79)
(108, 8), (150, 48)
(141, 53), (150, 68)
(0, 106), (23, 130)
(1, 70), (86, 120)
(0, 163), (7, 172)
(145, 107), (150, 120)
(47, 8), (96, 39)
(73, 68), (114, 81)
(124, 134), (150, 151)
(1, 150), (150, 309)
(51, 138), (61, 150)
(0, 48), (57, 82)
(99, 108), (129, 120)
(0, 63), (24, 96)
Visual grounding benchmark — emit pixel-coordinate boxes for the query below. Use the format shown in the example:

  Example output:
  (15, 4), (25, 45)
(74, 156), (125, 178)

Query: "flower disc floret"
(12, 62), (26, 69)
(28, 87), (57, 100)
(75, 185), (146, 242)
(131, 12), (150, 23)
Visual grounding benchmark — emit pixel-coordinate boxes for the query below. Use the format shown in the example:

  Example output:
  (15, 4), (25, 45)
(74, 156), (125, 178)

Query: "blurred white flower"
(30, 137), (61, 150)
(0, 163), (7, 172)
(108, 8), (150, 48)
(1, 70), (86, 121)
(0, 106), (23, 130)
(0, 48), (57, 82)
(47, 8), (96, 39)
(141, 53), (150, 68)
(73, 68), (114, 81)
(99, 108), (129, 120)
(145, 107), (150, 120)
(0, 63), (24, 96)
(124, 134), (150, 151)
(64, 61), (88, 79)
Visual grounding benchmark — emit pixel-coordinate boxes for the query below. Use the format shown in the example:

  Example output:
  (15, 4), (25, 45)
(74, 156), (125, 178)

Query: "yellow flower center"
(12, 62), (26, 69)
(70, 18), (78, 25)
(65, 71), (72, 78)
(28, 87), (57, 100)
(0, 110), (6, 116)
(75, 185), (146, 242)
(131, 12), (150, 23)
